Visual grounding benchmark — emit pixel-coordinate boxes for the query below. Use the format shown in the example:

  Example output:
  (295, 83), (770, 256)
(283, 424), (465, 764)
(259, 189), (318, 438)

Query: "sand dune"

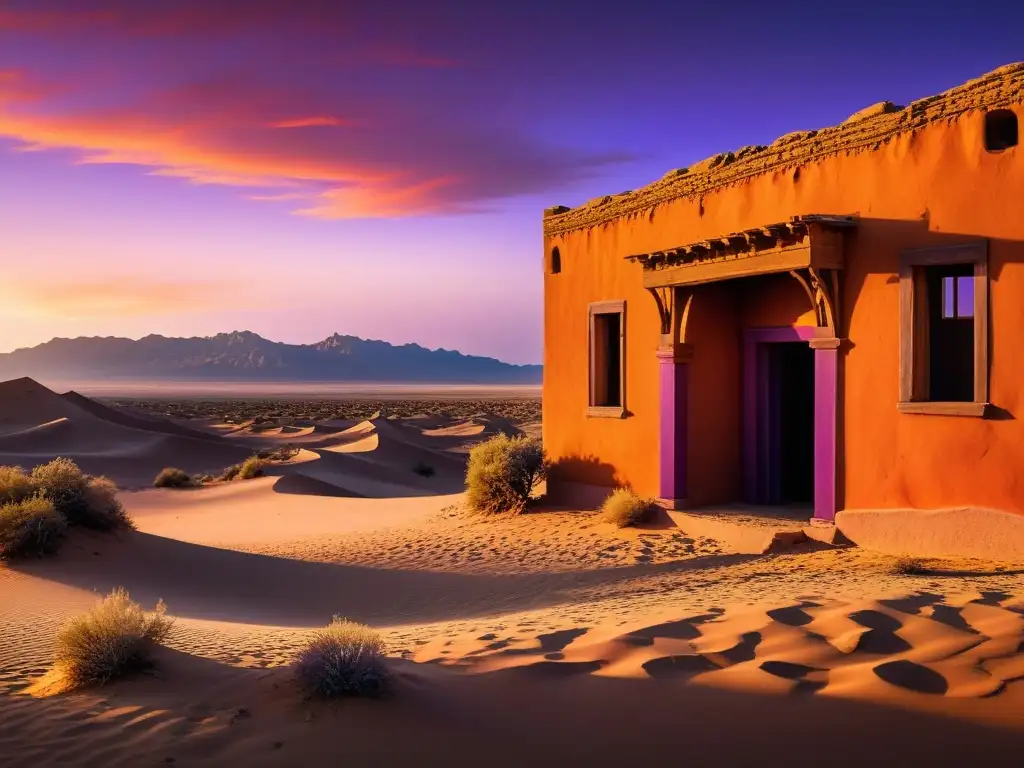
(0, 378), (253, 486)
(0, 417), (74, 443)
(60, 390), (219, 442)
(0, 419), (252, 488)
(0, 378), (98, 434)
(3, 378), (1024, 765)
(422, 420), (487, 438)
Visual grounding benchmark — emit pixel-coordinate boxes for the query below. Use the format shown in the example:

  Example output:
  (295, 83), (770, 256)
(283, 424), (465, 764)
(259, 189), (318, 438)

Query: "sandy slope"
(2, 379), (1024, 765)
(0, 379), (253, 487)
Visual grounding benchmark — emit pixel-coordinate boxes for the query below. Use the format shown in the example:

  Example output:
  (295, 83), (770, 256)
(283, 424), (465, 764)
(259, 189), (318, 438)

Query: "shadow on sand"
(4, 645), (1024, 766)
(12, 530), (756, 627)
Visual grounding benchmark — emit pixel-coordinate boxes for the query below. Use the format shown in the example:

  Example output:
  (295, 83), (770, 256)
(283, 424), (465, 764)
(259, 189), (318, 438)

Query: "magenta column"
(810, 338), (839, 522)
(657, 345), (692, 509)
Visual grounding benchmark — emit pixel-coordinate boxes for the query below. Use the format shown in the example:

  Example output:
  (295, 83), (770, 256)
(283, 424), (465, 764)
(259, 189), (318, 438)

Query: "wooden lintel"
(643, 244), (812, 288)
(808, 236), (844, 270)
(624, 215), (853, 285)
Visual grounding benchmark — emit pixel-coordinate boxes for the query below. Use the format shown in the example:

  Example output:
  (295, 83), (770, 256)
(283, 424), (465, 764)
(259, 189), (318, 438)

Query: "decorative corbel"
(647, 286), (694, 352)
(789, 267), (840, 338)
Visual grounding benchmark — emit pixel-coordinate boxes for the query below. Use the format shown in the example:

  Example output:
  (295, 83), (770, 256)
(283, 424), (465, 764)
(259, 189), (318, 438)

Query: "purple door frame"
(657, 346), (690, 508)
(742, 327), (838, 522)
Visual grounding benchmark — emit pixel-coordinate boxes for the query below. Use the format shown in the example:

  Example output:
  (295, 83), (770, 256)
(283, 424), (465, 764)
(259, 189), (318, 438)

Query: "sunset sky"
(0, 0), (1021, 364)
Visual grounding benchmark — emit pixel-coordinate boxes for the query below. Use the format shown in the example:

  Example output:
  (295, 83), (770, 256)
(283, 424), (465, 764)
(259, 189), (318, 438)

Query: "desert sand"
(2, 377), (1024, 766)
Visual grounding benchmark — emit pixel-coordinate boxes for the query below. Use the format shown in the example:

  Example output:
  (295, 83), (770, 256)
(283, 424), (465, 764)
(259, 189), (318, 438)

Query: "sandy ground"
(2, 377), (1024, 766)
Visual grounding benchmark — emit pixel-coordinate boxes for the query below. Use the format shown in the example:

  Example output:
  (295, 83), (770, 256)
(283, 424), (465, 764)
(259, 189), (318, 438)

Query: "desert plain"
(2, 376), (1024, 766)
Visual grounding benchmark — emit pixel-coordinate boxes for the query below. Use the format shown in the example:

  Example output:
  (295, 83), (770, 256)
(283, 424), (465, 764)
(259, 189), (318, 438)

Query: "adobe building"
(542, 63), (1024, 560)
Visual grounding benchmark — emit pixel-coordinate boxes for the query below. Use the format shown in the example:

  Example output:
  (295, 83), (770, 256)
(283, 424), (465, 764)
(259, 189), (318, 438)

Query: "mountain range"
(0, 332), (542, 384)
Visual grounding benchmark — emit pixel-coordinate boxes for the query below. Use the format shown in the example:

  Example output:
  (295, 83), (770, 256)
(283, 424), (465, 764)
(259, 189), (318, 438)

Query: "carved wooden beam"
(648, 286), (694, 348)
(648, 286), (673, 337)
(625, 214), (853, 289)
(809, 267), (839, 333)
(677, 289), (694, 345)
(789, 267), (840, 336)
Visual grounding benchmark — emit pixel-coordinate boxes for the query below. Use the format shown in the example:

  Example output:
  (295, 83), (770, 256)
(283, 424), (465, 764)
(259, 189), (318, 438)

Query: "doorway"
(742, 326), (837, 522)
(765, 343), (814, 504)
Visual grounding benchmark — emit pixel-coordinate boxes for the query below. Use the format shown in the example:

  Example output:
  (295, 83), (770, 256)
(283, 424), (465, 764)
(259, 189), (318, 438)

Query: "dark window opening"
(927, 264), (974, 402)
(899, 241), (988, 414)
(550, 246), (562, 274)
(985, 109), (1018, 152)
(592, 311), (622, 407)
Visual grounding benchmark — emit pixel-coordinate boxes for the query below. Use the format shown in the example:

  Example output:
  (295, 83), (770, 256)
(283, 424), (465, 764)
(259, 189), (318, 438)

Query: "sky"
(0, 0), (1021, 365)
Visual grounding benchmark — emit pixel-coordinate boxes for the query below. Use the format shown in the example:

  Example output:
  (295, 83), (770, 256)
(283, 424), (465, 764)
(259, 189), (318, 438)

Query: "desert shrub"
(294, 617), (389, 698)
(31, 458), (133, 531)
(255, 446), (299, 462)
(55, 587), (173, 689)
(0, 466), (36, 505)
(236, 455), (265, 480)
(30, 458), (89, 519)
(891, 556), (928, 575)
(153, 467), (194, 489)
(600, 488), (658, 528)
(0, 496), (67, 560)
(218, 464), (241, 482)
(465, 434), (546, 515)
(412, 461), (435, 478)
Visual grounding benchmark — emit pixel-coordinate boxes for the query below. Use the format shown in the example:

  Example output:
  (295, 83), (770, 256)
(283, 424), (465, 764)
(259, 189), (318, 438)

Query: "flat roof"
(543, 62), (1024, 238)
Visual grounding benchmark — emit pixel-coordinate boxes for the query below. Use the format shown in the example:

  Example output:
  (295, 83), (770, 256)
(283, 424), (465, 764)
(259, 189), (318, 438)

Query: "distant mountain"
(0, 332), (542, 384)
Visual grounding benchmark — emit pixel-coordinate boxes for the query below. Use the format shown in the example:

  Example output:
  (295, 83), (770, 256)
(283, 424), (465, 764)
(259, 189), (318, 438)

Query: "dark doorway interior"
(766, 342), (814, 504)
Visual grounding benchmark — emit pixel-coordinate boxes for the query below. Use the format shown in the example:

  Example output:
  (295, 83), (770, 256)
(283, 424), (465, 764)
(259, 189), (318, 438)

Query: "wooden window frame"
(898, 240), (989, 417)
(587, 300), (626, 418)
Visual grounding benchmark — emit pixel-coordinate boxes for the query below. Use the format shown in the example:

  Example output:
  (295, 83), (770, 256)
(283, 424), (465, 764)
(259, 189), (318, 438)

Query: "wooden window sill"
(897, 401), (989, 418)
(586, 406), (626, 419)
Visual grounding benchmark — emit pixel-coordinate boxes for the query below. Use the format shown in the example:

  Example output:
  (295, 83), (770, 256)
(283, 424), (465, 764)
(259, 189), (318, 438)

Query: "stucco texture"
(543, 102), (1024, 517)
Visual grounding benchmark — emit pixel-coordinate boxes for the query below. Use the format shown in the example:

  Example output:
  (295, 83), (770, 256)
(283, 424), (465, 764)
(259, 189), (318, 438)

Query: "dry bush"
(31, 458), (133, 531)
(891, 556), (928, 575)
(153, 467), (194, 489)
(56, 587), (173, 689)
(83, 476), (134, 531)
(255, 446), (299, 462)
(236, 455), (265, 480)
(465, 434), (546, 515)
(217, 464), (241, 482)
(0, 496), (67, 560)
(295, 617), (389, 698)
(0, 466), (36, 505)
(600, 488), (658, 528)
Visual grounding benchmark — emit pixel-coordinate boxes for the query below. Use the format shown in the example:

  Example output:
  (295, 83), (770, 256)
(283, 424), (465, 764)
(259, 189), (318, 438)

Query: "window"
(940, 274), (974, 319)
(549, 246), (562, 274)
(984, 109), (1018, 152)
(588, 300), (625, 417)
(899, 242), (988, 416)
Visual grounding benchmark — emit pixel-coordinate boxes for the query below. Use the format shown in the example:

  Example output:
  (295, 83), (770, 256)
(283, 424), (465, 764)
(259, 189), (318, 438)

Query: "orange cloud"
(297, 176), (465, 218)
(6, 275), (273, 318)
(0, 13), (629, 218)
(269, 116), (350, 129)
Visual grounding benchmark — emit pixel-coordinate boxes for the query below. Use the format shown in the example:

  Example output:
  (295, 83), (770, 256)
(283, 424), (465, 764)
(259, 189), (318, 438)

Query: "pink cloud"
(269, 116), (351, 129)
(0, 66), (628, 217)
(0, 5), (631, 218)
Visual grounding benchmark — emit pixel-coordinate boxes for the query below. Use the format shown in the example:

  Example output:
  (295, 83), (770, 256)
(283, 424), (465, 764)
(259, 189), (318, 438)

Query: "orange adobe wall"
(543, 100), (1024, 515)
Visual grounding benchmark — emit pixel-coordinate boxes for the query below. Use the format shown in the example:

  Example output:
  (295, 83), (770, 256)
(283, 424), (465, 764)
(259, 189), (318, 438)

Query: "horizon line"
(0, 329), (543, 367)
